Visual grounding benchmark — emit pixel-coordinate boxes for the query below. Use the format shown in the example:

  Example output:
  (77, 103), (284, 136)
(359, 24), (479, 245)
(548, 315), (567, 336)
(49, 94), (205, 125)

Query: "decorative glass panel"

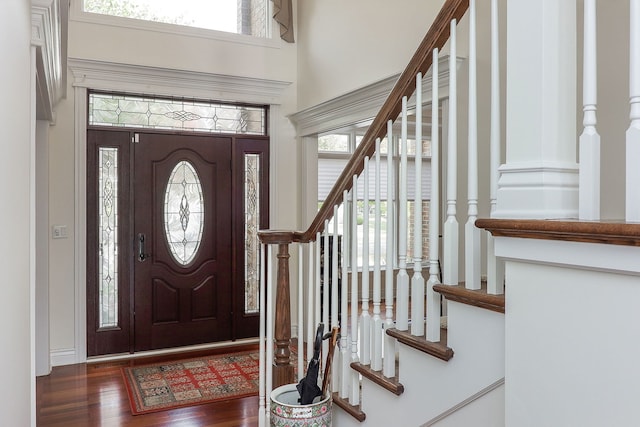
(244, 154), (260, 314)
(98, 147), (119, 328)
(164, 161), (205, 266)
(89, 93), (267, 136)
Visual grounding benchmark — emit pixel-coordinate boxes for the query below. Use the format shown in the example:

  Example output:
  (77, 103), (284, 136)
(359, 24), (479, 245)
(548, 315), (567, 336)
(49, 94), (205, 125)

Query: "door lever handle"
(137, 233), (151, 262)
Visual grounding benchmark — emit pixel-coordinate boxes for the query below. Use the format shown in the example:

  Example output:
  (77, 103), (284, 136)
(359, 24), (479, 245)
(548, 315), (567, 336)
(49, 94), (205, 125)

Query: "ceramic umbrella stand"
(270, 383), (332, 427)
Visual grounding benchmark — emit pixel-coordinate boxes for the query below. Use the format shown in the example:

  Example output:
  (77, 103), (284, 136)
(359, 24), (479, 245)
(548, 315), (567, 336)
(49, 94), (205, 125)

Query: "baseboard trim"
(421, 377), (505, 427)
(86, 338), (259, 364)
(50, 349), (78, 367)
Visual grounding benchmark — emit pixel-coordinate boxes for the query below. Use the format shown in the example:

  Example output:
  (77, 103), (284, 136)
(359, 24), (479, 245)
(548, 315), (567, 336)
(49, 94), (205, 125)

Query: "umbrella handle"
(321, 326), (340, 397)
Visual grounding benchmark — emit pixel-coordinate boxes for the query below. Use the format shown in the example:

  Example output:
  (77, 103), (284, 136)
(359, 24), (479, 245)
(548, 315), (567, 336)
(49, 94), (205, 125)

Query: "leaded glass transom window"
(99, 147), (119, 328)
(89, 93), (267, 136)
(244, 154), (260, 314)
(164, 161), (205, 266)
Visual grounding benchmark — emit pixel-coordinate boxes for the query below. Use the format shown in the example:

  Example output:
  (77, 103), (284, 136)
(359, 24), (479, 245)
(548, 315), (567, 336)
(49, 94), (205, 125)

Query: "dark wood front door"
(87, 129), (268, 357)
(132, 133), (232, 351)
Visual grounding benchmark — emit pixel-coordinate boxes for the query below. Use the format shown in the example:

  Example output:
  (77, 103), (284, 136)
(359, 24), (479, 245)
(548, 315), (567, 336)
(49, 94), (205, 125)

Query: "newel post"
(259, 230), (297, 388)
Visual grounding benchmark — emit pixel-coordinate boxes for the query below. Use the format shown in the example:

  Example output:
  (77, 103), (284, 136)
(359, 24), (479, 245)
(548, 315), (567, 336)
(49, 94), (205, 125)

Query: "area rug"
(121, 350), (260, 415)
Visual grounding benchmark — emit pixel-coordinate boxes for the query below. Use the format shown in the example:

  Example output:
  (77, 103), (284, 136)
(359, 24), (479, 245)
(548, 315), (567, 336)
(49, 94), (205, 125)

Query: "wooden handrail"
(300, 0), (469, 242)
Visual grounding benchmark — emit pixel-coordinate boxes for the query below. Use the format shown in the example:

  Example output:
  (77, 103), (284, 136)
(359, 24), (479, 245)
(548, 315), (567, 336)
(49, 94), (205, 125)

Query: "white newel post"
(487, 0), (505, 295)
(627, 0), (640, 221)
(361, 158), (371, 366)
(350, 175), (360, 405)
(579, 0), (600, 221)
(340, 191), (350, 398)
(496, 0), (578, 219)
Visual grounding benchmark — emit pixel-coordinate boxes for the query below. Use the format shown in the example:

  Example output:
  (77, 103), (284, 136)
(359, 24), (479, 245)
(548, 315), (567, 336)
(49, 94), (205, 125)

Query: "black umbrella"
(296, 323), (324, 404)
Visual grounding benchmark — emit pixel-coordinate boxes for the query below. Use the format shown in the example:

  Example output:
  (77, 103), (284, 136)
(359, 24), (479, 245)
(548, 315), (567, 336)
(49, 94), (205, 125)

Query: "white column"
(427, 49), (441, 343)
(579, 0), (600, 221)
(497, 0), (578, 219)
(444, 19), (459, 286)
(627, 0), (640, 221)
(487, 0), (505, 295)
(465, 0), (481, 291)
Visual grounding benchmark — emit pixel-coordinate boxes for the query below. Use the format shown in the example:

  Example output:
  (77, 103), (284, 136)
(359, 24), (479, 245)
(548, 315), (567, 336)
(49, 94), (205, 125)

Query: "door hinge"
(131, 133), (140, 144)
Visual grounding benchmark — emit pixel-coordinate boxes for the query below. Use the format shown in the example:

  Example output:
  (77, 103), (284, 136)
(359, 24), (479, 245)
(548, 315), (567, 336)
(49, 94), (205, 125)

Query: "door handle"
(137, 233), (151, 262)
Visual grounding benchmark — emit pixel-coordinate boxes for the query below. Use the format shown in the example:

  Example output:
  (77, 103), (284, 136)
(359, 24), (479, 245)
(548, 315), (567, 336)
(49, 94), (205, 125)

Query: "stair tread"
(386, 327), (454, 361)
(332, 392), (366, 422)
(350, 361), (404, 396)
(434, 282), (505, 313)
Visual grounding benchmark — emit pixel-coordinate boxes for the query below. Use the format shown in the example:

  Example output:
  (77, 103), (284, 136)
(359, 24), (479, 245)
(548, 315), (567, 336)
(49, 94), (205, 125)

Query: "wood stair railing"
(259, 0), (470, 393)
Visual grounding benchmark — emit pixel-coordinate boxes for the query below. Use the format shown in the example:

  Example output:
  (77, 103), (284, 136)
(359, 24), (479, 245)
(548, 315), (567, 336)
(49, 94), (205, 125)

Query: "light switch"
(52, 225), (68, 239)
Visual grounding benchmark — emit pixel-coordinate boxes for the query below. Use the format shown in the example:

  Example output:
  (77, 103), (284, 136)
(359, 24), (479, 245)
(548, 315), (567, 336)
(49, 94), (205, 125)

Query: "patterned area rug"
(121, 350), (259, 415)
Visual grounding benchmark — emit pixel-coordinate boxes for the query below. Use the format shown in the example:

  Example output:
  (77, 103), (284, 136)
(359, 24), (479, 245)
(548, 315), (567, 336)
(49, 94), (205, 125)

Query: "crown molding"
(32, 0), (68, 122)
(68, 58), (292, 105)
(289, 55), (464, 137)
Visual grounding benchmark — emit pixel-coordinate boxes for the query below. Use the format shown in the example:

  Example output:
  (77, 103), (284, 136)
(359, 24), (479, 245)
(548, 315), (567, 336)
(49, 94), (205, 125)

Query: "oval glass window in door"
(164, 160), (205, 265)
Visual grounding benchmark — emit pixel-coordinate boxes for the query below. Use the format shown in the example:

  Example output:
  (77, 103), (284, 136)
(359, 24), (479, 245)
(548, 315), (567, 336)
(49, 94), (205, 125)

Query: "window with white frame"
(318, 119), (433, 270)
(81, 0), (269, 38)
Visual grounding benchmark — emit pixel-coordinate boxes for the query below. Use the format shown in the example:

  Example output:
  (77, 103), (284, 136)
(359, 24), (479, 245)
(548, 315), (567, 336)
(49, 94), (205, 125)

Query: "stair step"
(332, 392), (366, 422)
(433, 282), (505, 313)
(386, 327), (454, 361)
(350, 362), (404, 396)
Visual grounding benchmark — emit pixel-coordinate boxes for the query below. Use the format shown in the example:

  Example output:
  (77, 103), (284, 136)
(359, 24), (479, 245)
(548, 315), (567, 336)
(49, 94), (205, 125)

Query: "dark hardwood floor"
(37, 345), (260, 427)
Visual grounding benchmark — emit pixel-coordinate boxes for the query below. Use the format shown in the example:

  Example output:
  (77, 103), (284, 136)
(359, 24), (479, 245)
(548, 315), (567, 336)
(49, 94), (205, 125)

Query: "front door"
(86, 128), (268, 357)
(133, 132), (232, 351)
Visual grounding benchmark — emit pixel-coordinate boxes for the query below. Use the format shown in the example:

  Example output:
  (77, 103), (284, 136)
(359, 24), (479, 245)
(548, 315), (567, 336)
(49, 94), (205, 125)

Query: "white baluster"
(444, 19), (459, 287)
(322, 221), (330, 362)
(466, 0), (481, 291)
(371, 139), (383, 371)
(265, 244), (274, 424)
(298, 244), (304, 381)
(340, 191), (350, 398)
(331, 206), (340, 392)
(307, 242), (315, 363)
(315, 233), (321, 336)
(427, 49), (441, 343)
(351, 175), (360, 405)
(628, 0), (640, 221)
(361, 158), (371, 366)
(487, 0), (505, 295)
(580, 0), (600, 221)
(396, 97), (410, 332)
(259, 243), (266, 427)
(411, 73), (425, 337)
(383, 119), (396, 378)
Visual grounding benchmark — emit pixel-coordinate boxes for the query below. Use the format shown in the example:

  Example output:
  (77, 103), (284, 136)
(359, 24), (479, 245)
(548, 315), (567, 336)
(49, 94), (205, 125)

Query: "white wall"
(0, 1), (34, 424)
(497, 238), (640, 426)
(48, 2), (299, 362)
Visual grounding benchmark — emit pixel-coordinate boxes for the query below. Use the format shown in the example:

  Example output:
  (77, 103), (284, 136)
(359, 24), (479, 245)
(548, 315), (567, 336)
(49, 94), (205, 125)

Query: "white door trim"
(65, 58), (290, 364)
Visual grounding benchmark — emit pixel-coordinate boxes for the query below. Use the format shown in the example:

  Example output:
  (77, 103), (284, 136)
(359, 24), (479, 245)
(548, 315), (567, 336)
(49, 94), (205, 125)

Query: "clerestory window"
(81, 0), (269, 38)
